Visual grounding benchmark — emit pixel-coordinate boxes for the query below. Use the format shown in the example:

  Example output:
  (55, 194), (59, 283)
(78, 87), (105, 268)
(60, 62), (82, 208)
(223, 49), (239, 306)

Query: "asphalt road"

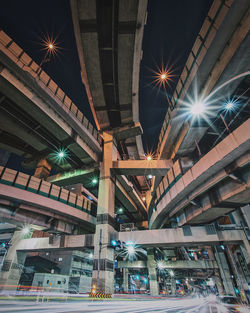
(0, 297), (233, 313)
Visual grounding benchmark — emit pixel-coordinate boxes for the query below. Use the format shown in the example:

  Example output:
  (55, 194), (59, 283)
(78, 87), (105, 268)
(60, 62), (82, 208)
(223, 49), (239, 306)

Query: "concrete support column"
(214, 246), (235, 295)
(147, 249), (159, 296)
(123, 268), (129, 293)
(91, 132), (117, 294)
(226, 246), (248, 303)
(171, 276), (176, 295)
(206, 246), (215, 260)
(34, 158), (51, 179)
(214, 269), (224, 295)
(0, 231), (27, 289)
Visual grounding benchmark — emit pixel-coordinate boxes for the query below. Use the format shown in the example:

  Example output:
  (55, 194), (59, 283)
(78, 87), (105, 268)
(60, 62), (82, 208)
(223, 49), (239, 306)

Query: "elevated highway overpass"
(1, 226), (246, 252)
(117, 260), (218, 270)
(156, 0), (250, 160)
(150, 118), (250, 228)
(0, 30), (102, 170)
(71, 0), (150, 193)
(0, 166), (96, 233)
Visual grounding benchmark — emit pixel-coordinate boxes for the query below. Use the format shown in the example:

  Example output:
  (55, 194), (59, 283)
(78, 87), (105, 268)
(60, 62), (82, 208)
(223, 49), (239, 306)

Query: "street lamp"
(169, 270), (174, 277)
(190, 101), (206, 116)
(157, 261), (165, 270)
(21, 225), (31, 235)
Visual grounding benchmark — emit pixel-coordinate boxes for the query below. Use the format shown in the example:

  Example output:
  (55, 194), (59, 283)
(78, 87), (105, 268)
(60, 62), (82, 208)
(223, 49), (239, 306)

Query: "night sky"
(0, 0), (213, 152)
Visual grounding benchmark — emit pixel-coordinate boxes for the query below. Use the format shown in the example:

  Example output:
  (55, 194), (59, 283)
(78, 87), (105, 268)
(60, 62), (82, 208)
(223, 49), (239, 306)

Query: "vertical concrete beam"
(91, 132), (117, 294)
(214, 269), (224, 295)
(123, 268), (129, 293)
(214, 246), (235, 295)
(147, 249), (159, 296)
(0, 231), (27, 289)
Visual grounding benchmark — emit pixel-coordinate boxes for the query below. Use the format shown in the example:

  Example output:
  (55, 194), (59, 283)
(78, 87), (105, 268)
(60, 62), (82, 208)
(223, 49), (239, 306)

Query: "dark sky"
(0, 0), (213, 152)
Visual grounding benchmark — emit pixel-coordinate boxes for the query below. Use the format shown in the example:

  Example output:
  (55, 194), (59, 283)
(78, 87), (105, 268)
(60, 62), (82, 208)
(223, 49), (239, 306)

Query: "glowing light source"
(150, 63), (176, 92)
(117, 207), (124, 214)
(136, 275), (140, 280)
(147, 174), (153, 179)
(111, 240), (117, 247)
(50, 148), (69, 164)
(160, 73), (167, 80)
(142, 197), (146, 201)
(89, 253), (93, 259)
(58, 151), (65, 158)
(190, 101), (206, 116)
(92, 178), (98, 185)
(48, 43), (54, 50)
(225, 101), (234, 110)
(157, 261), (165, 270)
(41, 35), (59, 58)
(22, 226), (31, 235)
(146, 155), (152, 161)
(169, 270), (174, 277)
(127, 245), (135, 255)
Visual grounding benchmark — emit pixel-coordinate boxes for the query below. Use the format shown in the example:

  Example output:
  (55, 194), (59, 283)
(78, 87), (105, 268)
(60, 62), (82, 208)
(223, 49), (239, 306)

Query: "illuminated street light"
(127, 245), (135, 255)
(58, 151), (65, 158)
(48, 43), (54, 50)
(157, 261), (165, 270)
(225, 101), (234, 110)
(147, 174), (153, 180)
(190, 101), (206, 116)
(117, 207), (124, 214)
(21, 225), (32, 237)
(160, 73), (167, 80)
(169, 270), (174, 277)
(92, 178), (98, 185)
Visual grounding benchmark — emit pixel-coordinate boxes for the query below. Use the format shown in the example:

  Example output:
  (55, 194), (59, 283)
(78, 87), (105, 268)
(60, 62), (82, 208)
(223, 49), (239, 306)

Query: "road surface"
(0, 296), (240, 313)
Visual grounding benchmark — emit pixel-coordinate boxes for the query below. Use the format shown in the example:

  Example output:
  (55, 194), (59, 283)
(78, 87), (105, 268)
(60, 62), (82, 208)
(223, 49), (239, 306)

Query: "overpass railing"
(156, 0), (230, 156)
(0, 166), (96, 217)
(0, 30), (102, 147)
(151, 118), (250, 222)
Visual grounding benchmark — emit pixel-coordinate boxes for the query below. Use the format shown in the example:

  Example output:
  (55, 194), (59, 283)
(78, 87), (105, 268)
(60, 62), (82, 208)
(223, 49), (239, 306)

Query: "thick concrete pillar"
(206, 246), (215, 260)
(91, 132), (117, 294)
(123, 268), (129, 293)
(34, 158), (51, 179)
(226, 246), (248, 303)
(214, 246), (235, 295)
(0, 231), (27, 289)
(214, 269), (224, 294)
(147, 249), (159, 296)
(171, 276), (176, 295)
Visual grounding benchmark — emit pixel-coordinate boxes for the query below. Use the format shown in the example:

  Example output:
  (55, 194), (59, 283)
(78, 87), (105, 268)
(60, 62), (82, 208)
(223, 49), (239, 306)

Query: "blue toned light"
(136, 275), (140, 280)
(225, 101), (234, 110)
(111, 240), (117, 247)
